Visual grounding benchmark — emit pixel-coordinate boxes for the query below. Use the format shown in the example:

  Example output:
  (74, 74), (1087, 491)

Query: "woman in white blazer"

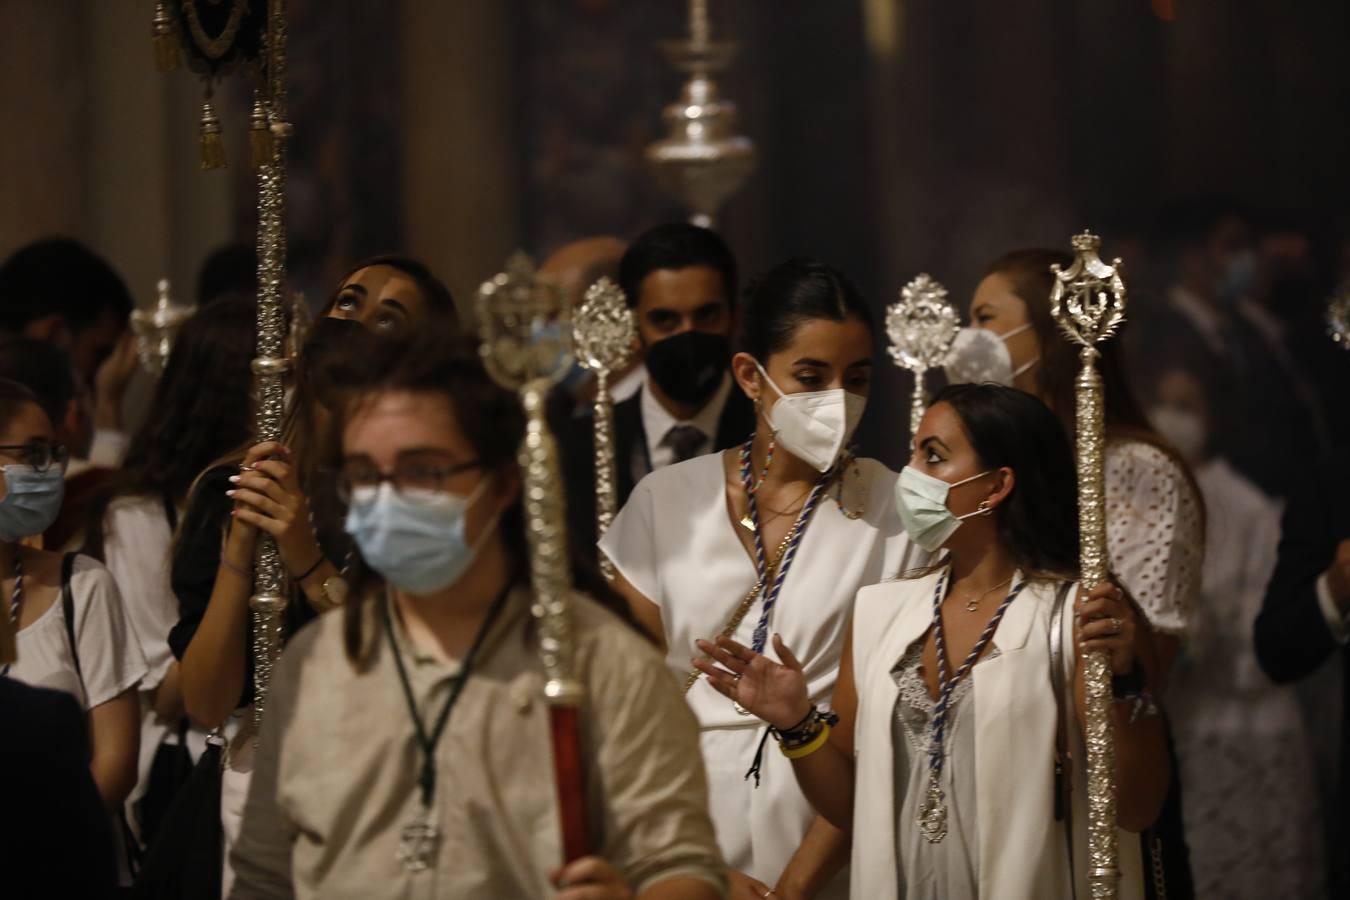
(695, 384), (1172, 899)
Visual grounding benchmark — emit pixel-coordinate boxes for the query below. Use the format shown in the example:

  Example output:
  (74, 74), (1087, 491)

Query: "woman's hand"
(1075, 581), (1136, 675)
(693, 634), (811, 730)
(551, 857), (632, 899)
(228, 441), (321, 577)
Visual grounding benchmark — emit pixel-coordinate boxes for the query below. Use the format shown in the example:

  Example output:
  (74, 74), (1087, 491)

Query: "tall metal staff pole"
(571, 277), (637, 581)
(478, 254), (591, 863)
(1050, 232), (1127, 899)
(249, 0), (292, 729)
(885, 273), (959, 442)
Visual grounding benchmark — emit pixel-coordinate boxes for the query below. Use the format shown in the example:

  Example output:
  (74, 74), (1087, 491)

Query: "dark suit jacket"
(1253, 446), (1350, 895)
(0, 679), (117, 898)
(558, 383), (756, 569)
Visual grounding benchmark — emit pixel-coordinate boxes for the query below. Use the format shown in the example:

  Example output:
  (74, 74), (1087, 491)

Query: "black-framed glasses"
(336, 456), (482, 502)
(0, 441), (70, 474)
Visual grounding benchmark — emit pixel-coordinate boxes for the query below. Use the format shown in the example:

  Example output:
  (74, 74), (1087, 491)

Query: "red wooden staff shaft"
(550, 704), (590, 862)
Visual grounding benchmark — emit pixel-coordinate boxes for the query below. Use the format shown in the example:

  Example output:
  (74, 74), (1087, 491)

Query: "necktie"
(665, 425), (706, 463)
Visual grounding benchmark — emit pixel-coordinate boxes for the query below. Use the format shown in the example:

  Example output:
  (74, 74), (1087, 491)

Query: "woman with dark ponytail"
(602, 259), (927, 899)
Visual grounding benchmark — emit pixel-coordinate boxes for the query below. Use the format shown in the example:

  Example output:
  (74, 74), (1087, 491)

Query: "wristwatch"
(315, 574), (349, 613)
(1111, 669), (1158, 723)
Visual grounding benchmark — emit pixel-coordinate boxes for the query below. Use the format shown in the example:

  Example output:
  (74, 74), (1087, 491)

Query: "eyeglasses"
(336, 457), (482, 502)
(0, 441), (70, 474)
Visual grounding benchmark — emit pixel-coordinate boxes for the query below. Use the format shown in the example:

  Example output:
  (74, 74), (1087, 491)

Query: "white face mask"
(944, 323), (1037, 388)
(1149, 405), (1207, 462)
(754, 361), (865, 472)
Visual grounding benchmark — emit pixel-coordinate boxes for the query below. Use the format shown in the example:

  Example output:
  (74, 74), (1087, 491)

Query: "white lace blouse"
(1104, 438), (1203, 636)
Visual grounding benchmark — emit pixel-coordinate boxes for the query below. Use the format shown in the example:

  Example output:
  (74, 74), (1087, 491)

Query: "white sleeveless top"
(601, 452), (924, 890)
(850, 571), (1145, 900)
(601, 452), (923, 726)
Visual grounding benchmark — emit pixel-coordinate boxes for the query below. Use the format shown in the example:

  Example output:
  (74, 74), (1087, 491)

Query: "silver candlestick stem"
(1051, 231), (1126, 900)
(886, 274), (960, 440)
(646, 0), (755, 229)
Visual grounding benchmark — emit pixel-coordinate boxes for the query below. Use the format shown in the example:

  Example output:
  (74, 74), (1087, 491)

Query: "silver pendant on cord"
(918, 775), (948, 843)
(396, 811), (440, 872)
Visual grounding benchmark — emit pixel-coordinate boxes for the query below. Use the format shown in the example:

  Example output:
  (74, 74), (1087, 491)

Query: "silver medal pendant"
(397, 811), (440, 872)
(918, 776), (948, 843)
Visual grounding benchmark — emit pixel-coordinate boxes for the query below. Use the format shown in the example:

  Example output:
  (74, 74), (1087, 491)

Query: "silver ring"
(733, 673), (743, 684)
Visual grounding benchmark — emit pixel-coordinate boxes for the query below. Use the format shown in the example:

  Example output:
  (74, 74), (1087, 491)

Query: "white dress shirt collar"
(640, 372), (734, 472)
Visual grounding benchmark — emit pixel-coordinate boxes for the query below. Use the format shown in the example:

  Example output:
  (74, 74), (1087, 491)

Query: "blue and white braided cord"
(739, 438), (830, 654)
(927, 568), (1026, 775)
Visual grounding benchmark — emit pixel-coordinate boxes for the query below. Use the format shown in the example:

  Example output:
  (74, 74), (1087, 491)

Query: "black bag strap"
(1048, 580), (1077, 899)
(60, 552), (84, 690)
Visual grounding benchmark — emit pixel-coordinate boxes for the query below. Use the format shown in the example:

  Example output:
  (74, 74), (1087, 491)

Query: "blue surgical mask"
(345, 478), (496, 595)
(0, 465), (65, 543)
(895, 466), (992, 552)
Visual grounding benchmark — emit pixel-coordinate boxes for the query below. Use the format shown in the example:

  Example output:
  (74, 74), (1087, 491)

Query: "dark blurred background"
(4, 1), (1349, 464)
(3, 3), (1349, 895)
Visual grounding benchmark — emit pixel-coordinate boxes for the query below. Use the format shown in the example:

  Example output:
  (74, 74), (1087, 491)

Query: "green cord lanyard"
(382, 586), (510, 808)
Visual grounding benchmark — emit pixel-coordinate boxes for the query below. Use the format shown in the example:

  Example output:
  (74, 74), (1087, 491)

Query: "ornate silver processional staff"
(477, 253), (591, 863)
(885, 274), (960, 441)
(646, 0), (755, 228)
(248, 0), (293, 729)
(571, 277), (637, 581)
(152, 0), (292, 727)
(1050, 232), (1126, 899)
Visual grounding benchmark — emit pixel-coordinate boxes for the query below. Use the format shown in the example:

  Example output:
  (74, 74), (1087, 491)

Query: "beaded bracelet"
(773, 706), (839, 752)
(781, 722), (832, 759)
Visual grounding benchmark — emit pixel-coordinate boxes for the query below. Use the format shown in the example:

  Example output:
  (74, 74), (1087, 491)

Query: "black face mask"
(644, 331), (731, 407)
(302, 316), (389, 408)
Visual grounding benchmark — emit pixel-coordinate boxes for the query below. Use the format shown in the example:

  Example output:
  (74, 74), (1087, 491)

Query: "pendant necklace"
(961, 576), (1013, 613)
(383, 585), (509, 872)
(0, 550), (23, 678)
(918, 567), (1025, 843)
(734, 436), (828, 714)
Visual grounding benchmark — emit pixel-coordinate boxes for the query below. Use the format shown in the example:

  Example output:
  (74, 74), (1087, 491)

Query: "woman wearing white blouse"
(603, 260), (925, 900)
(696, 384), (1169, 899)
(0, 379), (146, 885)
(956, 248), (1203, 668)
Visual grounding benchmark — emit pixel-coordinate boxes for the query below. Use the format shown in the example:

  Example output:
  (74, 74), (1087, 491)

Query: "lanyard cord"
(738, 437), (829, 654)
(382, 585), (511, 808)
(927, 567), (1026, 780)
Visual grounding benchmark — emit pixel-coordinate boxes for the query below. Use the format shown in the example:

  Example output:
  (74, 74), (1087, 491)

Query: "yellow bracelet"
(781, 722), (831, 760)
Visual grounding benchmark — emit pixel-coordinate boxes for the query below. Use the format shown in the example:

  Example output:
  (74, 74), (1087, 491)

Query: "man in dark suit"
(1253, 446), (1350, 897)
(561, 223), (755, 567)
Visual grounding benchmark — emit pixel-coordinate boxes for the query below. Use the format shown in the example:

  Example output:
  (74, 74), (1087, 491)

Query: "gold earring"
(976, 500), (992, 516)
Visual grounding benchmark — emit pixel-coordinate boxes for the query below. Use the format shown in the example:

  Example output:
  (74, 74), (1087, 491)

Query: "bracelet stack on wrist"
(773, 705), (839, 759)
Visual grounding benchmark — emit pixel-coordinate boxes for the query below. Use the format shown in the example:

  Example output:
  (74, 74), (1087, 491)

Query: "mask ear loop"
(955, 498), (993, 521)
